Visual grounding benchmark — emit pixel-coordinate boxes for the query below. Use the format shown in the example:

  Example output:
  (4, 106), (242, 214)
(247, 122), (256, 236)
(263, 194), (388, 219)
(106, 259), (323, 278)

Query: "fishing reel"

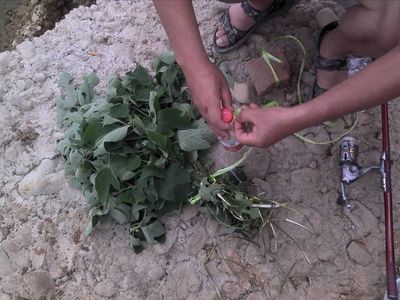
(338, 135), (381, 209)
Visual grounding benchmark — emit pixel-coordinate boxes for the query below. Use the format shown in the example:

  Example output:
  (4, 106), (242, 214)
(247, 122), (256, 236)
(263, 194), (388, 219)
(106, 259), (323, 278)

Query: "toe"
(215, 28), (225, 38)
(216, 35), (230, 47)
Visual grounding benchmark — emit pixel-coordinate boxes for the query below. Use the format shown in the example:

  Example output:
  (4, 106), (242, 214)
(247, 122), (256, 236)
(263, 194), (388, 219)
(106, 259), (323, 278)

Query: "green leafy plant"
(56, 53), (277, 253)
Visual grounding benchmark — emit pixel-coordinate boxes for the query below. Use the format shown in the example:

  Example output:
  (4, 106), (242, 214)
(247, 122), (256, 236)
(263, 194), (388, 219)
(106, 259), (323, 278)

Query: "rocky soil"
(0, 0), (95, 51)
(1, 0), (400, 299)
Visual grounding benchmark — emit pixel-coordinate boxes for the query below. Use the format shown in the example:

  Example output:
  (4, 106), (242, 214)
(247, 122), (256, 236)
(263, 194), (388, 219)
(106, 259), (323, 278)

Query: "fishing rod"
(338, 102), (398, 299)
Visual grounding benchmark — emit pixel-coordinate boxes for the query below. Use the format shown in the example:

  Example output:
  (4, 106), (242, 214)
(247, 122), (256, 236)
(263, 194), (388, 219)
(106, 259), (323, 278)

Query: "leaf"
(59, 72), (78, 108)
(157, 107), (191, 135)
(78, 72), (99, 105)
(146, 130), (171, 155)
(177, 119), (216, 152)
(161, 65), (179, 87)
(109, 103), (130, 118)
(95, 168), (120, 203)
(94, 125), (130, 156)
(141, 220), (166, 244)
(157, 163), (191, 203)
(153, 51), (176, 71)
(110, 208), (128, 224)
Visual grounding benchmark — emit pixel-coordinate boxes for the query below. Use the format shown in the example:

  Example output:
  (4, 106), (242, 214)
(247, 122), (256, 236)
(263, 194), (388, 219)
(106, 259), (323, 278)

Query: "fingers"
(234, 118), (256, 145)
(236, 105), (258, 123)
(220, 82), (232, 109)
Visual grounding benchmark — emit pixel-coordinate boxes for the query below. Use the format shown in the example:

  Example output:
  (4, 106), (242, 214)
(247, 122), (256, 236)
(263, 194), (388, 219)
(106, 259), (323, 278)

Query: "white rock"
(16, 41), (36, 59)
(121, 26), (138, 41)
(33, 72), (47, 83)
(94, 281), (116, 298)
(347, 241), (372, 266)
(0, 105), (12, 129)
(19, 159), (65, 197)
(0, 51), (12, 74)
(23, 271), (55, 300)
(93, 33), (105, 43)
(232, 82), (253, 104)
(0, 292), (12, 300)
(316, 8), (339, 29)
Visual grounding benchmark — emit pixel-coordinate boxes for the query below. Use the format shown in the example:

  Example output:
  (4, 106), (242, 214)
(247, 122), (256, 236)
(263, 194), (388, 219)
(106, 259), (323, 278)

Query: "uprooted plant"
(55, 52), (286, 253)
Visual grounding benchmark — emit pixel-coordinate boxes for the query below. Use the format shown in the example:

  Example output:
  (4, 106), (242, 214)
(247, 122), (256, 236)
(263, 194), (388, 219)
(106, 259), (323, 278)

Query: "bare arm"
(153, 0), (231, 138)
(235, 46), (400, 147)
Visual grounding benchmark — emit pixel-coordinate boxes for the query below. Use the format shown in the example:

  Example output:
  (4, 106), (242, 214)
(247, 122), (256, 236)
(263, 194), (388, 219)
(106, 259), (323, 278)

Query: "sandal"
(213, 0), (294, 54)
(311, 21), (347, 98)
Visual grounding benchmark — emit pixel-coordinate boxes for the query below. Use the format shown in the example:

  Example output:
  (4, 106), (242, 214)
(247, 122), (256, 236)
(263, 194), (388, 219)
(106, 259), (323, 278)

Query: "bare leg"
(317, 0), (400, 89)
(215, 0), (274, 47)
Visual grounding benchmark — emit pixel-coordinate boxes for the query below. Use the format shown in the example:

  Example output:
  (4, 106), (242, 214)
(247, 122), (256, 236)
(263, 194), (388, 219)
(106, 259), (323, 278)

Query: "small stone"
(94, 281), (116, 298)
(180, 205), (199, 222)
(238, 44), (250, 59)
(0, 51), (12, 74)
(246, 48), (290, 96)
(248, 34), (265, 48)
(31, 13), (41, 23)
(19, 159), (65, 197)
(0, 105), (12, 129)
(316, 8), (339, 29)
(148, 266), (165, 281)
(16, 41), (36, 59)
(33, 72), (47, 83)
(245, 244), (265, 265)
(93, 33), (105, 43)
(317, 245), (336, 261)
(347, 241), (372, 266)
(301, 71), (316, 87)
(232, 82), (253, 104)
(246, 291), (267, 300)
(23, 271), (55, 300)
(121, 26), (137, 41)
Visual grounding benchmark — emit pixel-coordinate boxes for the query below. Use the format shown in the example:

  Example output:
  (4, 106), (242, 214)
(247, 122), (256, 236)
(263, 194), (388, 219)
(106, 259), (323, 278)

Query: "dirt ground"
(1, 0), (400, 299)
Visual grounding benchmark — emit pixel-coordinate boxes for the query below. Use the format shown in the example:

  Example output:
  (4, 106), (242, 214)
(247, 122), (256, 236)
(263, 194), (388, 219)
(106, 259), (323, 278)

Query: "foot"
(215, 0), (273, 48)
(316, 31), (348, 90)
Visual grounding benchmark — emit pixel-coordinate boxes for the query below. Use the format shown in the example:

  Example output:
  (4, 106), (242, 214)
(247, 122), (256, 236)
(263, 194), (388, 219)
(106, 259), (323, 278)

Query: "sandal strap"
(241, 0), (287, 22)
(241, 0), (261, 21)
(220, 10), (248, 45)
(314, 22), (347, 71)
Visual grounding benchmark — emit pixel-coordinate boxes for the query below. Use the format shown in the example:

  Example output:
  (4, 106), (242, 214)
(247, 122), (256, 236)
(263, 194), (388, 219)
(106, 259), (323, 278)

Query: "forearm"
(293, 46), (400, 130)
(153, 0), (210, 73)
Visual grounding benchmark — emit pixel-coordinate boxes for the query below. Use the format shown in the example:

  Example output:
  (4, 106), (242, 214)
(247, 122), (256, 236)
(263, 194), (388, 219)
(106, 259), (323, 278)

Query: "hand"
(183, 61), (232, 138)
(234, 104), (298, 148)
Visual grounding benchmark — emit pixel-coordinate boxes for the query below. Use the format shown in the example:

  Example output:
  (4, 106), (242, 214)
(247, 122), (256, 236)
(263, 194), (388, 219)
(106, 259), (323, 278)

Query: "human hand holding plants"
(234, 104), (300, 148)
(183, 61), (232, 138)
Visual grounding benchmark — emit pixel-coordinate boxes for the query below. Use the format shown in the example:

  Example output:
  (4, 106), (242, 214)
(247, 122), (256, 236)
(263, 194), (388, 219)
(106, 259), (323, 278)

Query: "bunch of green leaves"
(56, 52), (273, 253)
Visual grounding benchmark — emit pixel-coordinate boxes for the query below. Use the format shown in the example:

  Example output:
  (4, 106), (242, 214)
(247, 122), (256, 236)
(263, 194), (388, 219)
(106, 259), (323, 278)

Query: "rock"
(347, 241), (372, 266)
(246, 291), (267, 300)
(316, 8), (339, 29)
(245, 244), (265, 265)
(317, 245), (336, 261)
(94, 281), (116, 298)
(251, 177), (273, 196)
(148, 265), (165, 281)
(180, 205), (199, 222)
(0, 292), (11, 300)
(301, 71), (316, 87)
(23, 271), (55, 300)
(0, 248), (15, 277)
(0, 51), (12, 74)
(246, 48), (290, 96)
(222, 282), (241, 299)
(121, 26), (138, 41)
(238, 44), (250, 59)
(345, 202), (378, 237)
(243, 148), (271, 179)
(248, 34), (265, 48)
(93, 33), (105, 43)
(232, 82), (253, 104)
(16, 41), (36, 59)
(185, 223), (207, 255)
(0, 105), (12, 129)
(19, 159), (65, 197)
(33, 72), (47, 83)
